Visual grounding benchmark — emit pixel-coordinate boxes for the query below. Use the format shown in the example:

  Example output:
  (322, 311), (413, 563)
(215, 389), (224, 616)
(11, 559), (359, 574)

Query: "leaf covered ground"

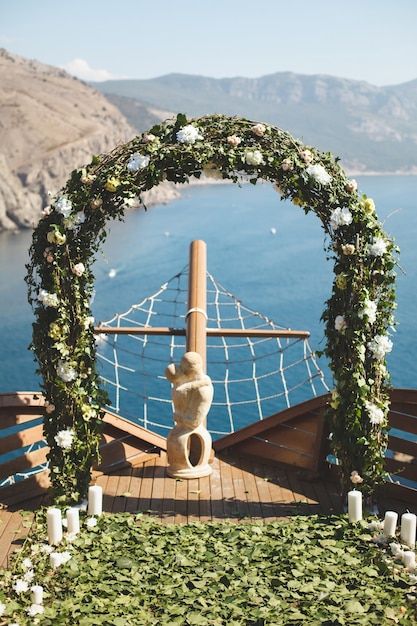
(1, 512), (416, 625)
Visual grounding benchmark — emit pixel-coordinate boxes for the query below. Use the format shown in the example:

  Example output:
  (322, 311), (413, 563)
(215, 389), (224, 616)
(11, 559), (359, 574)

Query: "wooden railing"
(1, 389), (417, 506)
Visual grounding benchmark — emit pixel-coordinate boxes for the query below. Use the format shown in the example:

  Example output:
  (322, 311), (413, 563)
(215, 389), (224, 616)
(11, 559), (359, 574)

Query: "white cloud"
(62, 58), (114, 82)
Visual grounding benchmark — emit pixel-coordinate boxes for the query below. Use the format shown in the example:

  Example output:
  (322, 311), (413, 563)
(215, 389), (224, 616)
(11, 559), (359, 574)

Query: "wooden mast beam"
(185, 239), (208, 372)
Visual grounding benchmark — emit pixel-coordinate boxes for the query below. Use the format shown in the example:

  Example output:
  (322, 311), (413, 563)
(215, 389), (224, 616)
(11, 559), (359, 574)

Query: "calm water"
(1, 175), (416, 400)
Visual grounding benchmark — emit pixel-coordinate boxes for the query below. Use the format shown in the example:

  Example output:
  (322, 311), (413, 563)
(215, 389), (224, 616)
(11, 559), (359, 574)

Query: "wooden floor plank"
(2, 449), (416, 570)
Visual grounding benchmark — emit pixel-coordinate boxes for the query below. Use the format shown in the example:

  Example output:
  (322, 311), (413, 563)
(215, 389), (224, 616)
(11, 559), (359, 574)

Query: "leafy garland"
(25, 113), (398, 504)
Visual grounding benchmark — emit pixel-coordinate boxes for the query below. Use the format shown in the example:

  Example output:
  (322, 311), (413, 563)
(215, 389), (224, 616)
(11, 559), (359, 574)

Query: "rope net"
(96, 268), (330, 439)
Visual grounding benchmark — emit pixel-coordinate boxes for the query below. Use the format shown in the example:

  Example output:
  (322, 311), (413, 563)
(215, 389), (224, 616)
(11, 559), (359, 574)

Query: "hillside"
(94, 72), (417, 174)
(0, 50), (177, 231)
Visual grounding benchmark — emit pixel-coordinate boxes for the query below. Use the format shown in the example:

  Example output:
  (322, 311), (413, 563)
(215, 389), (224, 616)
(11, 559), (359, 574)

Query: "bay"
(1, 175), (416, 407)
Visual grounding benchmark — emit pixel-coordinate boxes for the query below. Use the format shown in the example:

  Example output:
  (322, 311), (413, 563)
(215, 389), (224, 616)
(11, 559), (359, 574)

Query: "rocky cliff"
(0, 49), (178, 231)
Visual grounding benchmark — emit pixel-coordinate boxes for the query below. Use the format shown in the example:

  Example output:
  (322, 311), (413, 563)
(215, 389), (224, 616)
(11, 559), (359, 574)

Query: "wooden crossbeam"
(94, 327), (310, 339)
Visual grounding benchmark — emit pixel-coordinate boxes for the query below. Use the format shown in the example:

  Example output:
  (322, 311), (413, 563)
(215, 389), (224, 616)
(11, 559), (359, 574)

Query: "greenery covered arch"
(26, 113), (398, 504)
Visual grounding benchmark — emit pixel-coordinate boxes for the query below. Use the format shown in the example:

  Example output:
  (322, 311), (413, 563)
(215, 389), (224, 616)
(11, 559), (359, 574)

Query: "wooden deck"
(0, 448), (346, 569)
(2, 389), (417, 570)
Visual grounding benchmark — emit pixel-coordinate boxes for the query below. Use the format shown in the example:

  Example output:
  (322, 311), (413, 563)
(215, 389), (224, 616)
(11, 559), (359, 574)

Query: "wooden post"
(186, 240), (207, 372)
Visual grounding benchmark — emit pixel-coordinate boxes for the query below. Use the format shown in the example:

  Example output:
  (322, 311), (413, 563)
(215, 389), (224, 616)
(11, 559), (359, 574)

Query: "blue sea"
(1, 175), (416, 433)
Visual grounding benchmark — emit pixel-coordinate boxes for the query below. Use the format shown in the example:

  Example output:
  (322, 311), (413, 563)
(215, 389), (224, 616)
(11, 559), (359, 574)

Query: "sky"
(1, 0), (417, 86)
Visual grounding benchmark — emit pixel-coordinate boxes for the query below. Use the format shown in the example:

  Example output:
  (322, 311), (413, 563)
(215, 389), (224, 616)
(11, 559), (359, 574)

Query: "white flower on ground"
(86, 516), (98, 527)
(50, 551), (72, 568)
(27, 603), (44, 617)
(243, 149), (264, 166)
(368, 520), (383, 532)
(367, 236), (388, 257)
(358, 299), (377, 325)
(329, 207), (353, 230)
(38, 289), (59, 308)
(367, 334), (393, 359)
(13, 579), (29, 594)
(176, 125), (203, 144)
(54, 196), (73, 217)
(0, 602), (6, 616)
(127, 153), (150, 172)
(365, 401), (385, 425)
(54, 428), (75, 450)
(23, 569), (35, 582)
(57, 360), (77, 383)
(334, 315), (347, 331)
(22, 557), (33, 569)
(306, 164), (332, 185)
(72, 262), (85, 277)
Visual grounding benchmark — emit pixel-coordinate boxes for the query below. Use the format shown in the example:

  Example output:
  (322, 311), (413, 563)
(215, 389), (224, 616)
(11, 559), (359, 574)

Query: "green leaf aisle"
(1, 513), (416, 624)
(25, 113), (398, 504)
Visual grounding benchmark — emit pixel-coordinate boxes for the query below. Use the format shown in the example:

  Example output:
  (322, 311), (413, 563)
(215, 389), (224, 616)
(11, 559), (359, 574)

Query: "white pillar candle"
(347, 490), (362, 523)
(47, 508), (63, 545)
(400, 513), (417, 548)
(88, 485), (103, 516)
(403, 551), (416, 570)
(31, 585), (43, 605)
(66, 507), (80, 534)
(383, 511), (398, 537)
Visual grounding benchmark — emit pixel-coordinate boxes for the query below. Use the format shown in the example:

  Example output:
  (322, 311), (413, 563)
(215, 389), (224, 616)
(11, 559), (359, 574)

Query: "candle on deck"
(400, 513), (417, 548)
(383, 511), (398, 537)
(88, 485), (103, 516)
(66, 507), (80, 534)
(347, 490), (362, 523)
(403, 551), (416, 570)
(47, 508), (63, 545)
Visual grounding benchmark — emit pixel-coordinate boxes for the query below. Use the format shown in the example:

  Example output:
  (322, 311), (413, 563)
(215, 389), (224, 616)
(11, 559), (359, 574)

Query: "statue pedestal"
(167, 423), (212, 478)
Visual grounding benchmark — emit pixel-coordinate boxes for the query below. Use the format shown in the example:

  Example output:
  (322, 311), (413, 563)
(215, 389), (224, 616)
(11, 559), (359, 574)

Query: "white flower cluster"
(50, 550), (72, 568)
(38, 289), (59, 308)
(244, 149), (264, 166)
(176, 125), (203, 144)
(54, 428), (75, 449)
(367, 236), (388, 257)
(54, 196), (72, 217)
(329, 207), (353, 230)
(127, 153), (150, 172)
(358, 298), (377, 325)
(365, 400), (385, 425)
(367, 334), (393, 360)
(306, 164), (332, 185)
(57, 359), (77, 383)
(64, 210), (85, 231)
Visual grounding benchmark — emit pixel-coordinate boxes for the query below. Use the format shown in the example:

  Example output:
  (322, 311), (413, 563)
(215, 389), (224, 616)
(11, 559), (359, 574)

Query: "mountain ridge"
(1, 49), (416, 231)
(93, 71), (417, 175)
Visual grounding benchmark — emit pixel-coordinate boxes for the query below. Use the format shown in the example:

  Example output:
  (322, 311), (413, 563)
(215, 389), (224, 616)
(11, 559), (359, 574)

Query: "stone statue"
(165, 352), (213, 478)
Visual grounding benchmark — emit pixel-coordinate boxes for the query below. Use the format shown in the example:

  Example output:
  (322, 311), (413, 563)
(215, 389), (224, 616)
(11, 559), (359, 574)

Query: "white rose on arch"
(176, 125), (203, 144)
(243, 149), (264, 166)
(334, 315), (347, 331)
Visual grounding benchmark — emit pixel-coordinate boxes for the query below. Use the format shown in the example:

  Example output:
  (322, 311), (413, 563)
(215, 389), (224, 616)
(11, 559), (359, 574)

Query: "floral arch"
(26, 113), (398, 504)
